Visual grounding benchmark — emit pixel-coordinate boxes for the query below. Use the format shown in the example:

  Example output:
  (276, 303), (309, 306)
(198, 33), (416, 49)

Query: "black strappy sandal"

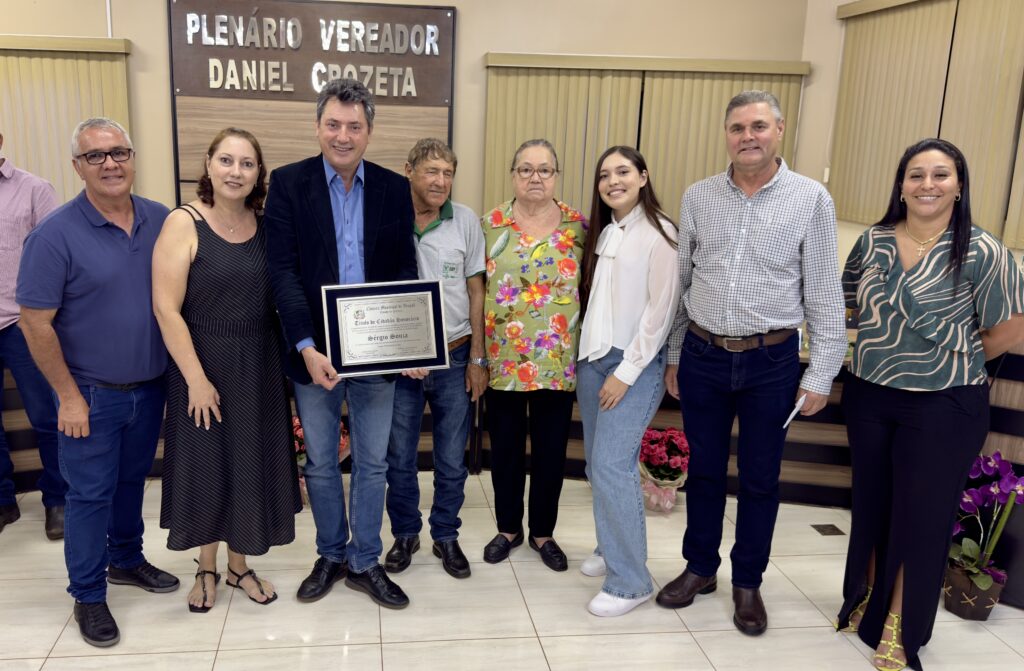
(226, 566), (278, 605)
(189, 558), (221, 613)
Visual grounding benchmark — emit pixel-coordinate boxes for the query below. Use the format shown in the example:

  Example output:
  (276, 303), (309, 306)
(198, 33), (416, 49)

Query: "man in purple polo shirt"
(0, 130), (67, 540)
(17, 118), (178, 648)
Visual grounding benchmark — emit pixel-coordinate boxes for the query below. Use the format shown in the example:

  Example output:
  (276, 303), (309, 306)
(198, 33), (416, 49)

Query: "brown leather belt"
(447, 334), (471, 351)
(688, 323), (797, 353)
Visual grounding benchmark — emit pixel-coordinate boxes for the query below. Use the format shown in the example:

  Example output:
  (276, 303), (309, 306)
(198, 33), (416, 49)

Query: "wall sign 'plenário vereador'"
(168, 0), (455, 106)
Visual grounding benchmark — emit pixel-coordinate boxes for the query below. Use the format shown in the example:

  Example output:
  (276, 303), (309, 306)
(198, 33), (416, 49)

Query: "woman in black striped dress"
(153, 128), (301, 612)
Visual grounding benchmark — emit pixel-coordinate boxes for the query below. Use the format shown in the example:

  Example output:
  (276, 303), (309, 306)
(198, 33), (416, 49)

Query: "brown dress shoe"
(655, 569), (716, 608)
(732, 586), (767, 635)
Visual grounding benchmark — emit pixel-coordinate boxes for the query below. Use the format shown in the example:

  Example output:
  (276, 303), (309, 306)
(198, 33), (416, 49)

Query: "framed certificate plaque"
(321, 279), (449, 377)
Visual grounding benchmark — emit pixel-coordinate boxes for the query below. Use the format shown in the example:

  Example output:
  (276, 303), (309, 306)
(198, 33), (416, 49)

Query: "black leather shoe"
(296, 557), (347, 603)
(74, 601), (120, 647)
(482, 531), (523, 563)
(0, 503), (20, 533)
(384, 536), (420, 573)
(345, 564), (409, 609)
(529, 537), (568, 572)
(655, 569), (717, 608)
(433, 540), (471, 578)
(733, 586), (767, 635)
(107, 561), (179, 593)
(45, 505), (64, 541)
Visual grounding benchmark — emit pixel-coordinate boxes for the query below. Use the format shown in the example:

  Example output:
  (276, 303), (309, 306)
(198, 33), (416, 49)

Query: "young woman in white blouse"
(577, 146), (680, 617)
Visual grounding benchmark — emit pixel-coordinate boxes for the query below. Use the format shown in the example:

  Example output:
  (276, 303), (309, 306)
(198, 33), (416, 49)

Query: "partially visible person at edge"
(657, 90), (846, 637)
(0, 128), (67, 540)
(836, 138), (1024, 671)
(479, 138), (587, 572)
(576, 146), (679, 617)
(153, 127), (302, 614)
(264, 77), (418, 609)
(17, 117), (179, 648)
(382, 138), (486, 580)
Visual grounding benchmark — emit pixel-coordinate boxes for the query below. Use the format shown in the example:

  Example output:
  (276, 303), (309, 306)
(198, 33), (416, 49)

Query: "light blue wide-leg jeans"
(578, 347), (665, 599)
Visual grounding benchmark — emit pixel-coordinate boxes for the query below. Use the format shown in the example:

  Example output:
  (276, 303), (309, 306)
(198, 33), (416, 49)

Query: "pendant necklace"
(207, 209), (237, 234)
(904, 225), (942, 257)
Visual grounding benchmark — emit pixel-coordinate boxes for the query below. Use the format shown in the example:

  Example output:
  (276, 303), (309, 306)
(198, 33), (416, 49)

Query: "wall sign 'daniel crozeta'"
(168, 0), (454, 104)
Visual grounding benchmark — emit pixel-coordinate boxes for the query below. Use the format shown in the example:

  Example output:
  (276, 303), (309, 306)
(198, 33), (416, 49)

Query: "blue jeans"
(57, 378), (165, 603)
(293, 375), (395, 573)
(579, 348), (665, 599)
(0, 323), (65, 507)
(386, 342), (471, 542)
(677, 329), (800, 588)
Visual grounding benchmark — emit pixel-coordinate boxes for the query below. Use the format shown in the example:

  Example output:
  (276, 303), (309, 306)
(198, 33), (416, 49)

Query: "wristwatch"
(469, 357), (488, 368)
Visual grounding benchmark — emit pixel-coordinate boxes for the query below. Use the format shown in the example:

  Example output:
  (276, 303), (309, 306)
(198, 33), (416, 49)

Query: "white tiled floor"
(1, 475), (1021, 670)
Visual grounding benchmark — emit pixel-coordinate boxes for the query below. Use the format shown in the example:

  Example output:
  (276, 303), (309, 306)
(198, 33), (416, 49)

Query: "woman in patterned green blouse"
(836, 138), (1024, 671)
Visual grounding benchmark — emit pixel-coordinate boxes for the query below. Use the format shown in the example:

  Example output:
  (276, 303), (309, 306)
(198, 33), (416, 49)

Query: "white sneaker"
(587, 591), (652, 617)
(580, 554), (606, 577)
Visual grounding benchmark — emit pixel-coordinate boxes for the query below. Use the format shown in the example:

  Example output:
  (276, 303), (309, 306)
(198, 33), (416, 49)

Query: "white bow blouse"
(578, 204), (680, 384)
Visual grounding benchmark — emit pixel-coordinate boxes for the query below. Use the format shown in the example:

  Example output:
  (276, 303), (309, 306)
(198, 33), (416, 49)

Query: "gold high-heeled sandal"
(873, 610), (907, 671)
(836, 586), (872, 632)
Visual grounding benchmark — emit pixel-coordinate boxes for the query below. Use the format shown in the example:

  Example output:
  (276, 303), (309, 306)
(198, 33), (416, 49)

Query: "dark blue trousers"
(58, 379), (165, 603)
(0, 322), (66, 507)
(677, 329), (800, 588)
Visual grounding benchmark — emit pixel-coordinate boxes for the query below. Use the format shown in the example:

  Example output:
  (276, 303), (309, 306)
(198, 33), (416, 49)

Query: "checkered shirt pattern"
(665, 159), (846, 395)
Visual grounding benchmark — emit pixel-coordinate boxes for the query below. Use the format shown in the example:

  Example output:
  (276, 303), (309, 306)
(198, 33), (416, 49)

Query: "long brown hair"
(581, 146), (676, 310)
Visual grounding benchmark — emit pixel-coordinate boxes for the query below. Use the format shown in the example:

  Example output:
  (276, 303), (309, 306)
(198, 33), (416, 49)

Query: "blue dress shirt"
(296, 159), (367, 354)
(324, 157), (366, 285)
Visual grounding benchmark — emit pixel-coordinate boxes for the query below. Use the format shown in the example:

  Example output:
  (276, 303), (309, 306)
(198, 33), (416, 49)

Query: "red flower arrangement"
(639, 427), (690, 512)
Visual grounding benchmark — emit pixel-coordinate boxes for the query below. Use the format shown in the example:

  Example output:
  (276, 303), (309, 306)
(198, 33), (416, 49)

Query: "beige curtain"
(483, 57), (809, 222)
(829, 0), (957, 224)
(1006, 105), (1024, 248)
(939, 0), (1024, 236)
(483, 66), (641, 214)
(639, 72), (803, 220)
(0, 37), (131, 202)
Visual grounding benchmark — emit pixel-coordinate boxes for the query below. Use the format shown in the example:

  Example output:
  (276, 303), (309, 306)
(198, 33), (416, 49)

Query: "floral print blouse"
(482, 199), (587, 392)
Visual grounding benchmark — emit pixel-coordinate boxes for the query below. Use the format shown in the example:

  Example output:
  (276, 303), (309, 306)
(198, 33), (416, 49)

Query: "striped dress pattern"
(160, 207), (301, 555)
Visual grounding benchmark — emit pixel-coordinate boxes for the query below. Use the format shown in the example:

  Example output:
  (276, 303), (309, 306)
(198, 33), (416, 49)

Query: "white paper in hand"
(782, 394), (807, 429)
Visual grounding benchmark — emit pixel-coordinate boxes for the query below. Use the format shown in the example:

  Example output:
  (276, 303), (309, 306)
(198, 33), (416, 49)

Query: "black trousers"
(838, 375), (989, 671)
(485, 388), (574, 538)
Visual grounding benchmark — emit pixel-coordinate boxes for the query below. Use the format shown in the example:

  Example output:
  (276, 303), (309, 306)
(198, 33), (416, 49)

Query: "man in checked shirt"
(655, 90), (845, 635)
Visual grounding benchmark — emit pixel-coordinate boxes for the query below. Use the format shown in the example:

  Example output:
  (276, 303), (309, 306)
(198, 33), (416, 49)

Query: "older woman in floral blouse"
(479, 138), (587, 572)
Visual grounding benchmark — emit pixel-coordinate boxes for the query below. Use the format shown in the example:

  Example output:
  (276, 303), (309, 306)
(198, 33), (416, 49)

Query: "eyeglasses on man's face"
(76, 148), (134, 165)
(513, 166), (557, 180)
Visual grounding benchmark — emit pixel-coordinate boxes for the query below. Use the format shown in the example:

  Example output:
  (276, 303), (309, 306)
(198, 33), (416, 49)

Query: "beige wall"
(3, 0), (812, 214)
(794, 0), (863, 266)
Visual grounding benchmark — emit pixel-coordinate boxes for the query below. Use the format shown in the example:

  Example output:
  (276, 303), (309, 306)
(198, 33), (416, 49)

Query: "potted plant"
(945, 450), (1023, 620)
(638, 427), (689, 512)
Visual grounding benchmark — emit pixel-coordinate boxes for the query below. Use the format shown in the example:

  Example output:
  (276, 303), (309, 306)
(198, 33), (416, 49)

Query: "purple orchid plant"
(950, 451), (1023, 590)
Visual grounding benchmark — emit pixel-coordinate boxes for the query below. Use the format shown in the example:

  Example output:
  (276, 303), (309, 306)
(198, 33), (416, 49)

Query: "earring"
(955, 193), (961, 202)
(899, 195), (905, 203)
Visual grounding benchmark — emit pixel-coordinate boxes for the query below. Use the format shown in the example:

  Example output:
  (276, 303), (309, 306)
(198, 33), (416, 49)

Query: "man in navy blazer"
(265, 78), (417, 609)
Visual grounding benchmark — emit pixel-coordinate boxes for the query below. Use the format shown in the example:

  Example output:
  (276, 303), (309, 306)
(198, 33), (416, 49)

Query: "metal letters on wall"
(168, 0), (455, 105)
